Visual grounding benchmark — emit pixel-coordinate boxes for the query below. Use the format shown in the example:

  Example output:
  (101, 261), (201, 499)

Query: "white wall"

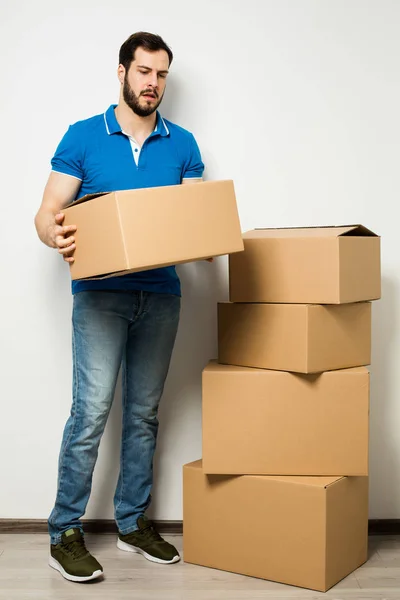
(1, 0), (399, 521)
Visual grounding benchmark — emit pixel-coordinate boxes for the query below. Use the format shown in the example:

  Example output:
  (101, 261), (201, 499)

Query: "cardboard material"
(183, 460), (368, 592)
(229, 225), (381, 304)
(218, 301), (371, 373)
(63, 180), (244, 280)
(202, 361), (369, 475)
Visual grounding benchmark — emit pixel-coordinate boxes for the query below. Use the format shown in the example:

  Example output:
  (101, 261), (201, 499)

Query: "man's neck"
(114, 102), (157, 144)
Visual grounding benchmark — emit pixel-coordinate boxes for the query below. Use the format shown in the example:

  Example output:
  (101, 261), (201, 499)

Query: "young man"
(35, 32), (205, 583)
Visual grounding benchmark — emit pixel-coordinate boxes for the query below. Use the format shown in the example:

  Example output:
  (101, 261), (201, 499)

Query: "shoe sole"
(49, 556), (103, 582)
(117, 538), (180, 564)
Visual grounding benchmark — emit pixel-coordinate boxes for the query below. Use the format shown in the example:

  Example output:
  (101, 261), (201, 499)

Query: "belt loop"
(139, 290), (144, 313)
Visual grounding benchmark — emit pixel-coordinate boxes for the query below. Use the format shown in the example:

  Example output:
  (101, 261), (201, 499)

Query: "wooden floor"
(1, 534), (400, 599)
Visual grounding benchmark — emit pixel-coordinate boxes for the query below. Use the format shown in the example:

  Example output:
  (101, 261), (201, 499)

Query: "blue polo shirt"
(51, 104), (204, 295)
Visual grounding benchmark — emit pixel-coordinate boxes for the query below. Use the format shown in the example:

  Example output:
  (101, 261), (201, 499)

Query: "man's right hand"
(52, 213), (77, 263)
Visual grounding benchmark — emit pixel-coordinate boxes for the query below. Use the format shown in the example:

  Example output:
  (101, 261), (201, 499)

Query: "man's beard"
(123, 79), (163, 117)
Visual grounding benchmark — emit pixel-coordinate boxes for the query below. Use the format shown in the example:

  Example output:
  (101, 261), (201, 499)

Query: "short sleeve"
(182, 134), (204, 181)
(51, 125), (84, 180)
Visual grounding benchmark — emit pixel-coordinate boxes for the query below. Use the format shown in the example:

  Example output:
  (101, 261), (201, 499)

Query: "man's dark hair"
(119, 32), (173, 71)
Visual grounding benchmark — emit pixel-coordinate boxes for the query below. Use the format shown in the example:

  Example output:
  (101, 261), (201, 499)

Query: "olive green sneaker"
(117, 516), (180, 564)
(49, 528), (103, 582)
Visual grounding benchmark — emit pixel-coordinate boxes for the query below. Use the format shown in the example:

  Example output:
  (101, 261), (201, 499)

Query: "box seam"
(305, 306), (309, 372)
(324, 490), (328, 590)
(115, 192), (130, 269)
(337, 237), (342, 303)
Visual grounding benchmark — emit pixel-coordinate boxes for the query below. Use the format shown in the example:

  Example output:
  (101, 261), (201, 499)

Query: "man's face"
(121, 47), (169, 117)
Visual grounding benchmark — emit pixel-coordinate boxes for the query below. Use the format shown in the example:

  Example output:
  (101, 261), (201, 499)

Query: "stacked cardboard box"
(183, 225), (381, 592)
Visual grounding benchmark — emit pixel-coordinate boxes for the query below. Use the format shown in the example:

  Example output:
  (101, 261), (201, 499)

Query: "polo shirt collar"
(104, 105), (170, 137)
(104, 105), (122, 135)
(155, 112), (170, 137)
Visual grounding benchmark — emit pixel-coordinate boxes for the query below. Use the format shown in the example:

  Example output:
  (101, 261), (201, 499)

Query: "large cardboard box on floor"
(63, 180), (244, 280)
(218, 301), (371, 373)
(202, 361), (369, 475)
(183, 461), (368, 592)
(229, 225), (381, 304)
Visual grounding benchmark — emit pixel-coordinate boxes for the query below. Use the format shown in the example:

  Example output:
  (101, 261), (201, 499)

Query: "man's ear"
(117, 64), (126, 85)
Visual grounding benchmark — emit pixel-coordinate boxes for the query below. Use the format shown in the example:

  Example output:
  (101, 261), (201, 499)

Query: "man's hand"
(35, 171), (81, 263)
(52, 213), (77, 263)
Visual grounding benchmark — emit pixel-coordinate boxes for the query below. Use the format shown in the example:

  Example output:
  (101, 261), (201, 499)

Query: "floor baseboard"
(368, 519), (400, 536)
(0, 519), (399, 535)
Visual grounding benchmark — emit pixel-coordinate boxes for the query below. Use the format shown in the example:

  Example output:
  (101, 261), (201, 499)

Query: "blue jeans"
(48, 290), (180, 544)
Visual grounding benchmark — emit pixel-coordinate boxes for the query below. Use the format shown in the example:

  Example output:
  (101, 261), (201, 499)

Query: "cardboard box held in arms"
(202, 361), (369, 476)
(229, 225), (381, 304)
(183, 460), (368, 592)
(63, 180), (244, 280)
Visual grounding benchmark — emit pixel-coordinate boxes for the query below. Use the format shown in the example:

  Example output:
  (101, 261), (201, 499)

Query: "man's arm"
(34, 171), (81, 262)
